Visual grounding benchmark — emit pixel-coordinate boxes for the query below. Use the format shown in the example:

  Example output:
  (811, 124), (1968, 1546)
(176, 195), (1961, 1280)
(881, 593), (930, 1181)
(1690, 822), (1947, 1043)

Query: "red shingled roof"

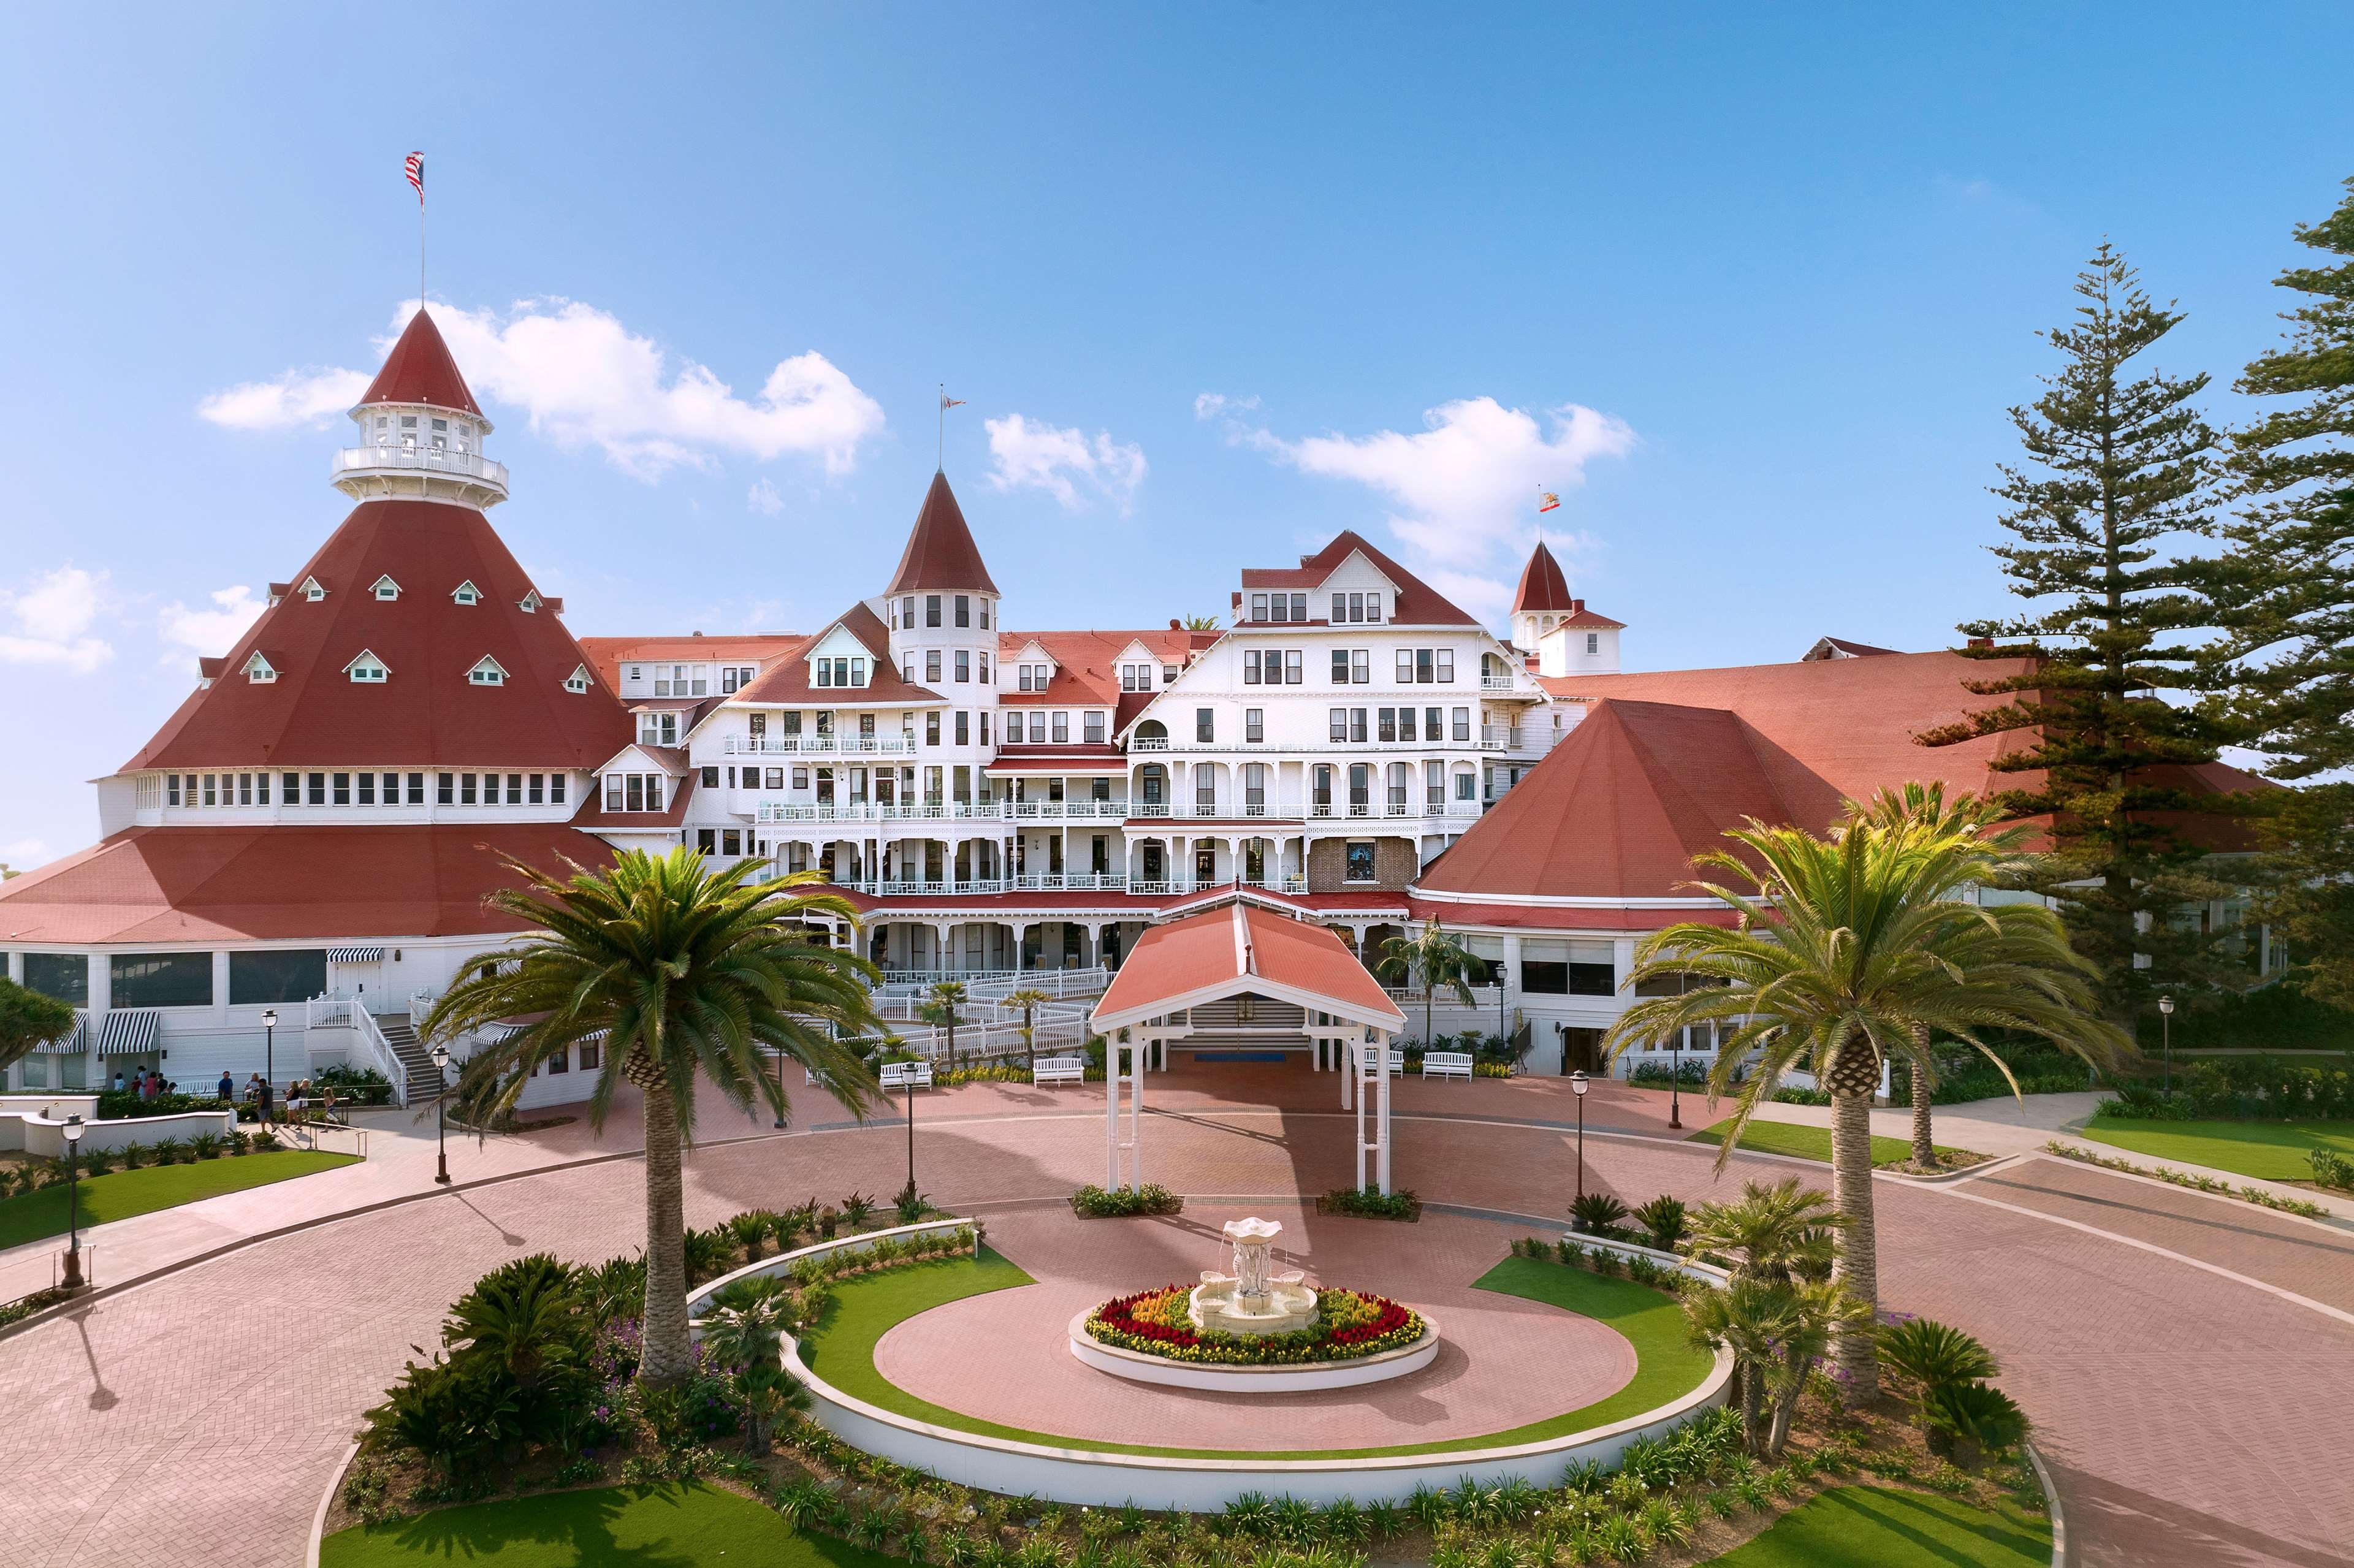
(1513, 540), (1574, 614)
(0, 824), (617, 944)
(732, 602), (946, 707)
(124, 499), (634, 772)
(994, 628), (1203, 706)
(1241, 531), (1477, 627)
(886, 471), (999, 595)
(1093, 902), (1404, 1028)
(357, 310), (484, 418)
(577, 634), (804, 692)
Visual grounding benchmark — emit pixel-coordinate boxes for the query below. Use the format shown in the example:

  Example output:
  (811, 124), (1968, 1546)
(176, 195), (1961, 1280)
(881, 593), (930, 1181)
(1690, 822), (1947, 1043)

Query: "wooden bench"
(1421, 1050), (1475, 1083)
(1032, 1056), (1086, 1087)
(878, 1060), (934, 1092)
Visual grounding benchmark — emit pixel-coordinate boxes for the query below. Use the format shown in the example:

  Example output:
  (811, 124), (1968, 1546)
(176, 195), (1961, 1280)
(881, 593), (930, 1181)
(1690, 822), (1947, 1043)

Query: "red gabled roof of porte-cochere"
(1240, 530), (1477, 627)
(124, 499), (634, 772)
(1095, 902), (1403, 1025)
(1513, 539), (1574, 614)
(886, 471), (999, 596)
(356, 309), (484, 417)
(0, 824), (617, 944)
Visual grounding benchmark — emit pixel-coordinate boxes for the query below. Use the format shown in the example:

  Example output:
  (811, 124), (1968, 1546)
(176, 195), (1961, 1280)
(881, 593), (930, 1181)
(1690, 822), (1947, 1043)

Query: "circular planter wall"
(1065, 1307), (1443, 1391)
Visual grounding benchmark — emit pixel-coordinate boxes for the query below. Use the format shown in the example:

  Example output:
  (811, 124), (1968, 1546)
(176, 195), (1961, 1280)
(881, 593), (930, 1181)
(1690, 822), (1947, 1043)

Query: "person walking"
(257, 1076), (274, 1125)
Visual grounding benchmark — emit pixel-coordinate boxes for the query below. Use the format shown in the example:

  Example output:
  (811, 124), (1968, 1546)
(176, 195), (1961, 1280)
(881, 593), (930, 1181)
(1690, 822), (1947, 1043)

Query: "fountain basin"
(1067, 1306), (1443, 1392)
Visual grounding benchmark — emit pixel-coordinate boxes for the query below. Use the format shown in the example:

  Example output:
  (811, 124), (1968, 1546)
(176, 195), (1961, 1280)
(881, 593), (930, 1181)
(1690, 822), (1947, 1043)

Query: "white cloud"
(157, 585), (265, 668)
(747, 477), (785, 516)
(1194, 392), (1260, 421)
(984, 413), (1148, 513)
(1241, 396), (1634, 569)
(199, 299), (886, 481)
(197, 367), (373, 430)
(0, 567), (112, 673)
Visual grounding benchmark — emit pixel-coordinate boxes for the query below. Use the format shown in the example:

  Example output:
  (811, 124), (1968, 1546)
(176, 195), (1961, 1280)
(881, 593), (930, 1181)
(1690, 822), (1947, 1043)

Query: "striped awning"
(96, 1010), (161, 1056)
(326, 946), (387, 964)
(33, 1012), (88, 1054)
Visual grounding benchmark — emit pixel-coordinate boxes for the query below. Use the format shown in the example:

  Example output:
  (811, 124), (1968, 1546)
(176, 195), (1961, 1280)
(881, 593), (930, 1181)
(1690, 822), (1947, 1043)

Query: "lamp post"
(1570, 1070), (1590, 1216)
(261, 1008), (276, 1103)
(59, 1114), (86, 1290)
(904, 1070), (917, 1200)
(429, 1042), (451, 1186)
(1668, 1029), (1685, 1131)
(2158, 995), (2174, 1095)
(774, 1045), (787, 1130)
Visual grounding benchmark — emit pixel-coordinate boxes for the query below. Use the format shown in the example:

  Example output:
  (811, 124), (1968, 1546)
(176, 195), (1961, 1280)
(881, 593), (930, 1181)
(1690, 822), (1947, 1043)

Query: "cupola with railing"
(330, 309), (508, 509)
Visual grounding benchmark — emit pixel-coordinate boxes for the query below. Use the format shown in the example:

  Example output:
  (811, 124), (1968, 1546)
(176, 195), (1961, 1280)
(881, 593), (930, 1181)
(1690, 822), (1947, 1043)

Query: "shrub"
(894, 1182), (929, 1224)
(1569, 1191), (1629, 1235)
(840, 1191), (876, 1228)
(189, 1133), (223, 1160)
(1632, 1194), (1688, 1251)
(682, 1225), (739, 1285)
(1922, 1380), (2028, 1461)
(1878, 1317), (1999, 1393)
(2310, 1147), (2354, 1192)
(150, 1137), (186, 1165)
(1319, 1186), (1421, 1220)
(1070, 1183), (1183, 1217)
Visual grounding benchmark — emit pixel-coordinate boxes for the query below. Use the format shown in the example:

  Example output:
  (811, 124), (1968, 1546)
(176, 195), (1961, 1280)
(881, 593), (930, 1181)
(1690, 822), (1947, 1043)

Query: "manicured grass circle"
(1690, 1118), (1977, 1169)
(2076, 1116), (2354, 1184)
(319, 1480), (893, 1566)
(793, 1248), (1716, 1460)
(1697, 1484), (2051, 1566)
(0, 1150), (358, 1250)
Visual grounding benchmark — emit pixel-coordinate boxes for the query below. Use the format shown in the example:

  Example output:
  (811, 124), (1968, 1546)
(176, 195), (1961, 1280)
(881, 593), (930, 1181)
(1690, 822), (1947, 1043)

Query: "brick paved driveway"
(0, 1067), (2345, 1567)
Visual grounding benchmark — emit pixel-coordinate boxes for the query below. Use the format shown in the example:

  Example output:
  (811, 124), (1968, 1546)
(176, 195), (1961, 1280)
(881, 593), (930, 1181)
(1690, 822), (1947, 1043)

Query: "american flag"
(404, 152), (424, 204)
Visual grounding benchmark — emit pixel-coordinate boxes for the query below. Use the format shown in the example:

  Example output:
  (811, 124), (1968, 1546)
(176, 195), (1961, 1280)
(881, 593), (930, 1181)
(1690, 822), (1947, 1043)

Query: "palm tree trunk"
(1739, 1361), (1769, 1457)
(1827, 1090), (1881, 1406)
(1908, 1023), (1935, 1171)
(1767, 1349), (1810, 1457)
(638, 1076), (695, 1387)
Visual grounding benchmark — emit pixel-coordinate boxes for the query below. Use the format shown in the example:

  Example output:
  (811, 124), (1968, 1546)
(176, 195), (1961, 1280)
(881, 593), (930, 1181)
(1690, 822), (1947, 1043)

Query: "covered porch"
(1087, 900), (1409, 1194)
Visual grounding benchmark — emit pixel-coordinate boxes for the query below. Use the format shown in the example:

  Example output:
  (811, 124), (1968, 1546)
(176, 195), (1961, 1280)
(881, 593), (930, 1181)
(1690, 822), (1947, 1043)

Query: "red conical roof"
(886, 471), (999, 595)
(125, 499), (631, 772)
(1513, 539), (1574, 614)
(356, 309), (484, 417)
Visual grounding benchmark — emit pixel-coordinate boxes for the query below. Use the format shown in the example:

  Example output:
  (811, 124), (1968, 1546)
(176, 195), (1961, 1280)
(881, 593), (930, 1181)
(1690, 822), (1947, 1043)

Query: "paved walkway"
(0, 1068), (2346, 1567)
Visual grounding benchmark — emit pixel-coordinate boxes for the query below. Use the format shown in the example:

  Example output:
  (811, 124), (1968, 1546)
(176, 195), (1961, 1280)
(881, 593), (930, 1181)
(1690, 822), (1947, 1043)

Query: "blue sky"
(2, 4), (2350, 867)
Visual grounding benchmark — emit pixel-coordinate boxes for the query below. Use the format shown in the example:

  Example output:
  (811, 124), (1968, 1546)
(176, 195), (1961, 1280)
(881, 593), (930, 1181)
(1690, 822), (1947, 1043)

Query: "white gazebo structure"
(1087, 899), (1410, 1193)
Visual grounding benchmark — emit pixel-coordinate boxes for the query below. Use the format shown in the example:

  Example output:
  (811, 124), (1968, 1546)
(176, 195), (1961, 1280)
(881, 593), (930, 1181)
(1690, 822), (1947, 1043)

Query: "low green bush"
(2312, 1147), (2354, 1192)
(1317, 1185), (1420, 1220)
(2097, 1055), (2353, 1122)
(1069, 1182), (1183, 1217)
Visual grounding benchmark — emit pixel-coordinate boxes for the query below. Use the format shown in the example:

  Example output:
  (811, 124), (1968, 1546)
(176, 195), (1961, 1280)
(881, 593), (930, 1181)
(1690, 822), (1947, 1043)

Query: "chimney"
(1570, 598), (1583, 614)
(1169, 618), (1181, 630)
(1967, 636), (1993, 650)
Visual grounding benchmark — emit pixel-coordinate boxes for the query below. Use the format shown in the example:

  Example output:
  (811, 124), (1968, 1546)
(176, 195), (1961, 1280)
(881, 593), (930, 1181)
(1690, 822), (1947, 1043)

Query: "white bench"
(1422, 1050), (1475, 1083)
(1033, 1056), (1086, 1087)
(878, 1060), (934, 1092)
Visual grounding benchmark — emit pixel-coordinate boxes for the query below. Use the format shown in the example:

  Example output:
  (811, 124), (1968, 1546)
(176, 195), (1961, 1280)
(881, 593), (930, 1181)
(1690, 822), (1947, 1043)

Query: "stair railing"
(348, 1005), (412, 1109)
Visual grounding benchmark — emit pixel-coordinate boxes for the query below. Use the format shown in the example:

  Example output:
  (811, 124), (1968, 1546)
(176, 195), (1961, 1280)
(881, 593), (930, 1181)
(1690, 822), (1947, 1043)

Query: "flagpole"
(937, 383), (945, 471)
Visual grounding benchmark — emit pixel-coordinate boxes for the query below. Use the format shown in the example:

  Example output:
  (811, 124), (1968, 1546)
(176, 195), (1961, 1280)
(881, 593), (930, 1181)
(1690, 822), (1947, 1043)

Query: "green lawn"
(793, 1249), (1716, 1460)
(0, 1150), (357, 1249)
(1701, 1485), (2051, 1566)
(1690, 1118), (1980, 1170)
(320, 1480), (892, 1567)
(2076, 1116), (2354, 1183)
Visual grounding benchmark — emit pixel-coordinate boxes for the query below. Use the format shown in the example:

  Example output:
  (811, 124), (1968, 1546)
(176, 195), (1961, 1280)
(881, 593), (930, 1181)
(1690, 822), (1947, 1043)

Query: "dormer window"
(452, 580), (482, 606)
(517, 591), (543, 614)
(300, 577), (327, 602)
(346, 650), (390, 684)
(563, 664), (591, 694)
(371, 575), (401, 601)
(812, 657), (866, 689)
(468, 657), (509, 687)
(243, 652), (278, 684)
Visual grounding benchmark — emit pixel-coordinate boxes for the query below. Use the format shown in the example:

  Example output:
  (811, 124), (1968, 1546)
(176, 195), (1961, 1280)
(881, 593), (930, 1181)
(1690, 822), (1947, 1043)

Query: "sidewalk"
(1742, 1089), (2354, 1222)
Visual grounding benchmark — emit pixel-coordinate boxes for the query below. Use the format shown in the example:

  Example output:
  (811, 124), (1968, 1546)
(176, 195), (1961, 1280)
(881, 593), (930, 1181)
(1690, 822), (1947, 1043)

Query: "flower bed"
(1084, 1283), (1425, 1365)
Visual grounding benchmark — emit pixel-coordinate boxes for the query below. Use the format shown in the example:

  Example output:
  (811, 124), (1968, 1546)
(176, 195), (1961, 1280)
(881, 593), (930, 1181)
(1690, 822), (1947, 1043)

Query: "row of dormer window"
(1121, 662), (1181, 690)
(1242, 590), (1385, 625)
(623, 664), (761, 696)
(368, 412), (481, 454)
(287, 576), (538, 612)
(242, 649), (587, 692)
(163, 770), (570, 808)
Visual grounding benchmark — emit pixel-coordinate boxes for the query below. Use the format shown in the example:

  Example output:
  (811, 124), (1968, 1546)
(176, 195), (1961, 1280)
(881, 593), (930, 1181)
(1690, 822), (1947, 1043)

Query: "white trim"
(451, 579), (482, 605)
(1067, 1307), (1442, 1391)
(242, 650), (277, 683)
(562, 663), (592, 694)
(344, 648), (390, 683)
(370, 574), (401, 601)
(1411, 886), (1729, 910)
(466, 655), (509, 686)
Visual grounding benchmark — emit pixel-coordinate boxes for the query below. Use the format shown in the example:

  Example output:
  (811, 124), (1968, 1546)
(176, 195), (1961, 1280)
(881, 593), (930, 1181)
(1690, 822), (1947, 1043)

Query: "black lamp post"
(1570, 1070), (1590, 1215)
(1668, 1029), (1685, 1130)
(261, 1008), (276, 1105)
(904, 1070), (917, 1199)
(60, 1114), (86, 1290)
(430, 1042), (451, 1186)
(774, 1046), (787, 1129)
(2158, 994), (2175, 1094)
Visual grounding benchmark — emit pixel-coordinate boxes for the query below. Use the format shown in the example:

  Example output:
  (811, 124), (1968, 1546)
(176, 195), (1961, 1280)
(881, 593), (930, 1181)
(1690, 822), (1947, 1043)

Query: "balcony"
(1480, 675), (1520, 692)
(331, 443), (509, 508)
(1124, 801), (1309, 823)
(726, 735), (915, 756)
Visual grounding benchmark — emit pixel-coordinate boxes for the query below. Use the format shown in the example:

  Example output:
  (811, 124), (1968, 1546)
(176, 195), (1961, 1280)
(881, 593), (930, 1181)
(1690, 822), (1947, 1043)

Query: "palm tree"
(1685, 1178), (1840, 1285)
(422, 850), (882, 1388)
(1179, 613), (1223, 631)
(922, 978), (968, 1067)
(1604, 804), (2128, 1404)
(1375, 919), (1481, 1047)
(1846, 784), (2041, 1169)
(1683, 1276), (1862, 1459)
(1004, 987), (1053, 1076)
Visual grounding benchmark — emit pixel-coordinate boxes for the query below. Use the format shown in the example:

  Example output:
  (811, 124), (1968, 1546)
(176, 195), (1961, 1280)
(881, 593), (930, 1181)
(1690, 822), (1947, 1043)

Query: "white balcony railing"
(332, 445), (510, 489)
(726, 735), (916, 756)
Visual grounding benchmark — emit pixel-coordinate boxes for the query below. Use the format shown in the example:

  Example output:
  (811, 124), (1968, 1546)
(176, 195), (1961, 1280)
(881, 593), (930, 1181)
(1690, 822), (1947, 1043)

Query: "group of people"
(111, 1067), (176, 1099)
(222, 1072), (337, 1125)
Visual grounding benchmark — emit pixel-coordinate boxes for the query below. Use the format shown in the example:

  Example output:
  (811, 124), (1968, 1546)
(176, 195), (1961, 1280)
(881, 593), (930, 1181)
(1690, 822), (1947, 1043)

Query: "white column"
(1377, 1029), (1394, 1195)
(1129, 1036), (1145, 1188)
(1106, 1031), (1122, 1189)
(1352, 1035), (1368, 1192)
(1011, 922), (1032, 971)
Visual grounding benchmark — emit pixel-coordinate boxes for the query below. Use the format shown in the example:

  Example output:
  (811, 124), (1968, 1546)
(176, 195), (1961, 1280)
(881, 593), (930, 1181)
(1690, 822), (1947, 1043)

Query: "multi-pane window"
(900, 596), (915, 629)
(1195, 708), (1214, 742)
(460, 773), (478, 805)
(926, 595), (943, 628)
(1084, 710), (1106, 744)
(1377, 709), (1398, 743)
(955, 650), (970, 683)
(954, 595), (970, 628)
(1426, 759), (1446, 810)
(978, 652), (990, 684)
(1051, 711), (1070, 744)
(1243, 762), (1267, 807)
(1455, 768), (1477, 801)
(1027, 711), (1046, 743)
(925, 650), (942, 682)
(1284, 650), (1303, 684)
(1244, 650), (1263, 685)
(1244, 708), (1264, 743)
(357, 772), (375, 805)
(1330, 592), (1385, 625)
(1586, 633), (1600, 654)
(1121, 663), (1152, 691)
(1250, 592), (1270, 622)
(1312, 764), (1334, 810)
(926, 712), (942, 745)
(1162, 664), (1178, 684)
(1453, 706), (1472, 742)
(1328, 708), (1347, 743)
(603, 773), (666, 812)
(332, 772), (351, 805)
(953, 711), (970, 745)
(1387, 761), (1409, 812)
(1349, 764), (1371, 809)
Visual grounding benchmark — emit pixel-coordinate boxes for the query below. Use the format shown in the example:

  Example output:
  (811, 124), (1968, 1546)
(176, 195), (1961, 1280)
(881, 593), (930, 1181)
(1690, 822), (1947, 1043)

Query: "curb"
(310, 1439), (359, 1568)
(2026, 1439), (2068, 1566)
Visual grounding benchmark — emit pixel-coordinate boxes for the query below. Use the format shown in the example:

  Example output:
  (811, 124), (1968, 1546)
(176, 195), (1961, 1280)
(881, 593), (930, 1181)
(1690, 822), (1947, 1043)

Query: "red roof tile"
(1513, 540), (1574, 614)
(0, 824), (618, 944)
(1243, 531), (1478, 627)
(984, 747), (1128, 774)
(569, 772), (697, 829)
(357, 310), (484, 418)
(1094, 902), (1404, 1027)
(577, 634), (804, 691)
(994, 628), (1201, 707)
(124, 500), (634, 773)
(886, 471), (999, 595)
(732, 602), (945, 707)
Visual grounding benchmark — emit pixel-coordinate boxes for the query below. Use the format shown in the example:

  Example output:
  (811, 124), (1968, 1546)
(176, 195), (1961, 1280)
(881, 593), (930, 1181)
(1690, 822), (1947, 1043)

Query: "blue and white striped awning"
(326, 946), (387, 964)
(96, 1010), (161, 1056)
(32, 1011), (87, 1054)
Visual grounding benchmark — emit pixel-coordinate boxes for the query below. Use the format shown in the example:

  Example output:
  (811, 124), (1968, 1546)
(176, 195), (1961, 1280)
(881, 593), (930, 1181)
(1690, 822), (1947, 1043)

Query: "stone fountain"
(1188, 1217), (1319, 1336)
